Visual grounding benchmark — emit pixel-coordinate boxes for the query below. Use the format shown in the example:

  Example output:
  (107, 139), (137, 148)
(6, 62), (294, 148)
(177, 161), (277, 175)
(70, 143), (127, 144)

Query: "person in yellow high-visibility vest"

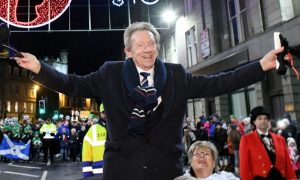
(39, 117), (57, 164)
(82, 104), (107, 178)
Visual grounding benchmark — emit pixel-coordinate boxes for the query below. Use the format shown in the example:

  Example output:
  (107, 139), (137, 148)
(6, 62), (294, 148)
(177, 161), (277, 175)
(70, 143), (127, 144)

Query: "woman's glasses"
(193, 151), (212, 159)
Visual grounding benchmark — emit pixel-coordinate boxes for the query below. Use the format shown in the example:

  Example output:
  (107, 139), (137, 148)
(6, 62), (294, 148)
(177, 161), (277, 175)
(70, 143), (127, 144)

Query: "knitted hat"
(250, 106), (270, 125)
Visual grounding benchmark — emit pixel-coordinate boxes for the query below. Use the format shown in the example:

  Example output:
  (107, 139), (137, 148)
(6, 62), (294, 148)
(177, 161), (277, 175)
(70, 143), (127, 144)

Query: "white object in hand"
(274, 32), (281, 70)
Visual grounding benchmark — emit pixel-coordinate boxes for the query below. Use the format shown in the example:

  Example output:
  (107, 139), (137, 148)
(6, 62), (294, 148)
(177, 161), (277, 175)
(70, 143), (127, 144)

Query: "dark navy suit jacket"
(32, 60), (265, 180)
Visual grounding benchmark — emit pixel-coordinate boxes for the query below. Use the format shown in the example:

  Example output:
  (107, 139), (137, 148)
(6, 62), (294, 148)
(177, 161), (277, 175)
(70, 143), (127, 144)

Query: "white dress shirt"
(136, 66), (154, 87)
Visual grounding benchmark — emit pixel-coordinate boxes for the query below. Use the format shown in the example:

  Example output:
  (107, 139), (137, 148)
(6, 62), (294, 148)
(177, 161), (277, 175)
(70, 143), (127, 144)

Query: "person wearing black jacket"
(15, 22), (285, 180)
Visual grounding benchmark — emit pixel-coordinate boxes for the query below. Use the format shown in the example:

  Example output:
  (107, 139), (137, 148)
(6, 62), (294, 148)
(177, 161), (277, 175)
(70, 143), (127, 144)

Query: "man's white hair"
(123, 22), (160, 50)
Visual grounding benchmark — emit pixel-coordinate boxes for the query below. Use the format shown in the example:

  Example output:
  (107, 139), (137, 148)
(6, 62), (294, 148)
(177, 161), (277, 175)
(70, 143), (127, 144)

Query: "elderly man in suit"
(15, 22), (284, 180)
(239, 106), (296, 180)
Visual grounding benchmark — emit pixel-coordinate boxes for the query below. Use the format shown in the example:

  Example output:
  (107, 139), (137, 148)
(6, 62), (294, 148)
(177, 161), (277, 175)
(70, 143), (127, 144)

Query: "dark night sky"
(2, 0), (174, 75)
(10, 31), (125, 75)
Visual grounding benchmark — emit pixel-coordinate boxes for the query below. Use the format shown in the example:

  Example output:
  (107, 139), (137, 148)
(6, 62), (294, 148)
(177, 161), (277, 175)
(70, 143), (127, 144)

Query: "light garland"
(0, 0), (161, 28)
(113, 0), (159, 7)
(140, 0), (159, 5)
(112, 0), (124, 7)
(0, 0), (72, 28)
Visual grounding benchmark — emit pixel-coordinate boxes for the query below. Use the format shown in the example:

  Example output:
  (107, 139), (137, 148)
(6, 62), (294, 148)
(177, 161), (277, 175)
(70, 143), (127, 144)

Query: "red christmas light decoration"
(0, 0), (71, 28)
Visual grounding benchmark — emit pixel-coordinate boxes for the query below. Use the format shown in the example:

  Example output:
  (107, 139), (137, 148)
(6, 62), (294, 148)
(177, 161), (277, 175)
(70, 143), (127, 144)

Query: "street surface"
(0, 160), (85, 180)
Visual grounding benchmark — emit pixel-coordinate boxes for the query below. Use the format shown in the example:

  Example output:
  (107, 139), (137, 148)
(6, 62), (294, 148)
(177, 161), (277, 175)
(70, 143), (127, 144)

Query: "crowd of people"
(1, 106), (298, 179)
(182, 108), (299, 179)
(0, 114), (104, 164)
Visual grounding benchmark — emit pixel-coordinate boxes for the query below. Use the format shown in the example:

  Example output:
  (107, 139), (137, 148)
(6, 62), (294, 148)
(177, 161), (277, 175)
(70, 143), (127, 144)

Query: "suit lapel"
(110, 69), (131, 117)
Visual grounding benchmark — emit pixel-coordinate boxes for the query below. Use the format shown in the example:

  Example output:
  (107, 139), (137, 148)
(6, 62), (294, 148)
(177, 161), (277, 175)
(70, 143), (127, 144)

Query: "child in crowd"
(287, 137), (300, 178)
(59, 127), (69, 161)
(31, 131), (42, 162)
(68, 128), (79, 162)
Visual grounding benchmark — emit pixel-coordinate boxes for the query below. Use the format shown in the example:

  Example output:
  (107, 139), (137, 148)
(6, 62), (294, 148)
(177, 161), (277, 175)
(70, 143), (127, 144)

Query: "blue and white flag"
(0, 134), (31, 160)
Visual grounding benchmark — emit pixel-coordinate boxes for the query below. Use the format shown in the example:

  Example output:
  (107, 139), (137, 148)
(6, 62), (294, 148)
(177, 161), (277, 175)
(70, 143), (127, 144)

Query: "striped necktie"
(140, 72), (150, 87)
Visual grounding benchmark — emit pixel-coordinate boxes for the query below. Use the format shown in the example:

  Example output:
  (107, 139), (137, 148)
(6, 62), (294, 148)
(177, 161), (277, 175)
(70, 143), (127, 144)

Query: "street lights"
(162, 9), (176, 24)
(34, 84), (40, 120)
(34, 85), (39, 97)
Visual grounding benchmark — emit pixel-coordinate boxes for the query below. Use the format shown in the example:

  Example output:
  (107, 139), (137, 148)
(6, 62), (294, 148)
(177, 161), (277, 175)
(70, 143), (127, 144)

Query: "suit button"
(270, 165), (273, 168)
(263, 170), (266, 174)
(258, 155), (262, 159)
(262, 163), (265, 167)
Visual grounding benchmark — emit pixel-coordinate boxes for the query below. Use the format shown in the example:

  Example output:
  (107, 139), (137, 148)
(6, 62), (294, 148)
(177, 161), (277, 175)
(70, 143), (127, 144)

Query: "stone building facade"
(160, 0), (300, 123)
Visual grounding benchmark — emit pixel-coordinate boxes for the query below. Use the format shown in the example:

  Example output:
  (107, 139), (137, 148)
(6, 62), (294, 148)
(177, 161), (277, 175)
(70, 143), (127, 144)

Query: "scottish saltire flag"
(0, 134), (31, 160)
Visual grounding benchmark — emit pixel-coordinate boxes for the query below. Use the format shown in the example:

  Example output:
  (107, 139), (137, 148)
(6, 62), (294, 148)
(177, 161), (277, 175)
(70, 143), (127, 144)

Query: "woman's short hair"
(123, 22), (160, 50)
(187, 141), (218, 167)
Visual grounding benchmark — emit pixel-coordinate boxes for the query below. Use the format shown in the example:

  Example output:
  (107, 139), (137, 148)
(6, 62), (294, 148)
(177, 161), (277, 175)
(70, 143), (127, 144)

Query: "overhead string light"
(141, 0), (159, 5)
(112, 0), (160, 7)
(112, 0), (124, 7)
(0, 0), (72, 28)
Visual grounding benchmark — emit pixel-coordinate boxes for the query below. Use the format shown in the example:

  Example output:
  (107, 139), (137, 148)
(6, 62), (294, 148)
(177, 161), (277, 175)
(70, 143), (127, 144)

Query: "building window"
(8, 84), (12, 95)
(279, 0), (294, 21)
(162, 33), (177, 63)
(15, 101), (18, 113)
(194, 99), (204, 118)
(6, 101), (11, 112)
(30, 103), (34, 113)
(187, 99), (194, 118)
(187, 98), (205, 119)
(207, 97), (216, 116)
(227, 0), (248, 46)
(24, 102), (27, 113)
(15, 85), (20, 96)
(13, 67), (19, 76)
(230, 84), (255, 118)
(82, 98), (87, 108)
(22, 69), (27, 77)
(7, 65), (12, 75)
(25, 87), (28, 97)
(31, 89), (35, 98)
(186, 27), (198, 67)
